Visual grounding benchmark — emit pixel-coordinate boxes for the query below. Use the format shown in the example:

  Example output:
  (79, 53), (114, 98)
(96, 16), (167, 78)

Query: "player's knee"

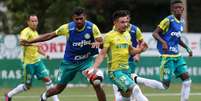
(162, 81), (170, 89)
(179, 72), (190, 81)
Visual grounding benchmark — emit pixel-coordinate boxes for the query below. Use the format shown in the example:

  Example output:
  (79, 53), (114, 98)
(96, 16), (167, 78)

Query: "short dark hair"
(73, 7), (86, 16)
(170, 0), (183, 5)
(112, 10), (129, 21)
(26, 14), (37, 21)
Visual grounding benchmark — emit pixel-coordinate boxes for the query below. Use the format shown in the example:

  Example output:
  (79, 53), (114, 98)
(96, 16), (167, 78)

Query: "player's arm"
(152, 18), (169, 52)
(179, 39), (192, 57)
(93, 48), (108, 69)
(21, 32), (58, 45)
(129, 44), (147, 55)
(91, 24), (103, 48)
(21, 24), (68, 45)
(134, 27), (148, 61)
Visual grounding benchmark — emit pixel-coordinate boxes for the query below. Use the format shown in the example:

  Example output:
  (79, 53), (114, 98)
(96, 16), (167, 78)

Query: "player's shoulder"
(20, 27), (30, 34)
(161, 15), (173, 23)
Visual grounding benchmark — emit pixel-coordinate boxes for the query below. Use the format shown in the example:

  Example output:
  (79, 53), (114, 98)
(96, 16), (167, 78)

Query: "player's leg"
(112, 84), (123, 101)
(5, 64), (34, 101)
(109, 70), (135, 101)
(132, 85), (148, 101)
(36, 61), (59, 101)
(134, 57), (174, 90)
(82, 57), (106, 101)
(40, 60), (77, 101)
(128, 59), (148, 101)
(175, 57), (191, 101)
(134, 76), (165, 90)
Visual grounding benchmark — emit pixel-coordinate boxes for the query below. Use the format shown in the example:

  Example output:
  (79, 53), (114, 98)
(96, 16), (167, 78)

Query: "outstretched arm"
(92, 48), (108, 69)
(20, 32), (58, 45)
(129, 41), (148, 55)
(133, 40), (148, 61)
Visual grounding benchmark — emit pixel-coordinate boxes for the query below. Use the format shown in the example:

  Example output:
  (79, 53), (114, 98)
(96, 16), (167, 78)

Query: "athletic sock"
(7, 84), (27, 97)
(181, 79), (191, 101)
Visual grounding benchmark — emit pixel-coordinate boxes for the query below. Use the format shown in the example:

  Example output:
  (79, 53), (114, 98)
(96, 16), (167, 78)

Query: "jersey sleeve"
(92, 24), (102, 38)
(55, 24), (69, 37)
(158, 18), (170, 34)
(20, 30), (29, 40)
(136, 27), (144, 41)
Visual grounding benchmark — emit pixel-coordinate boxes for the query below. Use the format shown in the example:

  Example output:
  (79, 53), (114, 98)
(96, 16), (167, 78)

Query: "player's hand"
(20, 39), (31, 46)
(162, 42), (168, 53)
(133, 54), (140, 62)
(83, 67), (97, 80)
(139, 42), (148, 52)
(91, 42), (102, 48)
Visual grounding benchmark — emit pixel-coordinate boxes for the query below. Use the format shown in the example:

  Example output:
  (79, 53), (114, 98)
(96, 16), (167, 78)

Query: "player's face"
(114, 16), (129, 33)
(27, 16), (38, 31)
(171, 3), (184, 17)
(73, 14), (86, 29)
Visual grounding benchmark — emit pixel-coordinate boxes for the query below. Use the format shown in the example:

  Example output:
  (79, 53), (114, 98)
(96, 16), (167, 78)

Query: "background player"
(5, 15), (59, 101)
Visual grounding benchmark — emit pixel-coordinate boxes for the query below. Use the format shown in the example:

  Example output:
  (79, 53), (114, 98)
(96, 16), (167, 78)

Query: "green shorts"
(56, 57), (94, 85)
(160, 56), (188, 82)
(22, 60), (49, 85)
(109, 70), (135, 92)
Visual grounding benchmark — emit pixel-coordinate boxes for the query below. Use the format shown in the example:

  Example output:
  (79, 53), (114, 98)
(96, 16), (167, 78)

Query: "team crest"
(84, 33), (91, 39)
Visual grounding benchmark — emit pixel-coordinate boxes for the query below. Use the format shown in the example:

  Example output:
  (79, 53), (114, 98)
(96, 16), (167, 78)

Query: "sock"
(7, 84), (27, 97)
(112, 84), (122, 101)
(136, 77), (165, 90)
(181, 79), (191, 101)
(132, 85), (148, 101)
(45, 81), (60, 101)
(41, 92), (47, 100)
(122, 97), (130, 101)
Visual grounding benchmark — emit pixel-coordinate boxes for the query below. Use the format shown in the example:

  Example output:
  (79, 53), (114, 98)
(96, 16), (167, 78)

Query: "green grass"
(1, 84), (201, 101)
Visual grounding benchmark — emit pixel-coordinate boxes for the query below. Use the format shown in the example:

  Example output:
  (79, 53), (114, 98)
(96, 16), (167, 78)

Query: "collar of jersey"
(172, 15), (181, 23)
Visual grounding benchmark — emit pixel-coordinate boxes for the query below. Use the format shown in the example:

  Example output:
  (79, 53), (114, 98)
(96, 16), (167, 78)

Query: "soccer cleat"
(5, 94), (12, 101)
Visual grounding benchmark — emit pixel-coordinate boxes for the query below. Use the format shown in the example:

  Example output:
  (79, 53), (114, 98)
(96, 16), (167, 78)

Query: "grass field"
(1, 84), (201, 101)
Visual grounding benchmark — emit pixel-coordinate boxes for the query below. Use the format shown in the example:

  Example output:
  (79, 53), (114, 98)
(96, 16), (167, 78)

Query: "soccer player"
(112, 10), (148, 101)
(151, 0), (192, 101)
(5, 15), (59, 101)
(88, 10), (147, 101)
(20, 7), (106, 101)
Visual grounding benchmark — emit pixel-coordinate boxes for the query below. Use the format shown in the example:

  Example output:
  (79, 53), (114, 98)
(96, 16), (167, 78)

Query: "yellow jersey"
(20, 27), (40, 64)
(104, 30), (131, 71)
